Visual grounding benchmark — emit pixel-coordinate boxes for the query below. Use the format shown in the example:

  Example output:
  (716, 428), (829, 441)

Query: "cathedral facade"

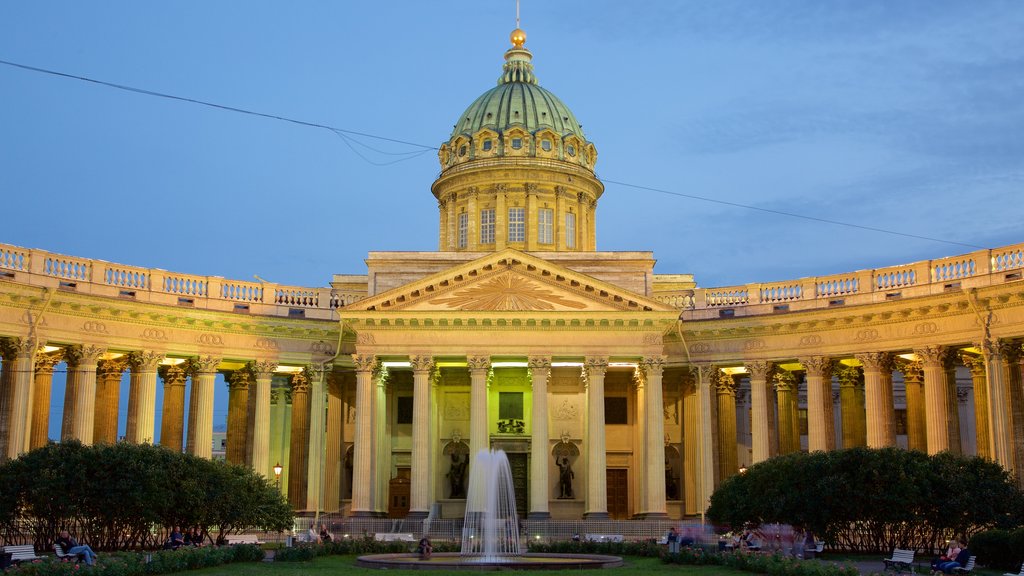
(1, 28), (1023, 521)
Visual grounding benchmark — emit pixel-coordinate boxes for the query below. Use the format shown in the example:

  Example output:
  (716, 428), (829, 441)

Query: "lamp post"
(273, 462), (283, 491)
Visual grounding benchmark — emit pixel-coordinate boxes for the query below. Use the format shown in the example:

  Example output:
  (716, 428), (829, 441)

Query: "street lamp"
(273, 462), (283, 490)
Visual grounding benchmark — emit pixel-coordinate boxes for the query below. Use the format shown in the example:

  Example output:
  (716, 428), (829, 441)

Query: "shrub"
(663, 550), (860, 576)
(970, 528), (1024, 570)
(3, 545), (260, 576)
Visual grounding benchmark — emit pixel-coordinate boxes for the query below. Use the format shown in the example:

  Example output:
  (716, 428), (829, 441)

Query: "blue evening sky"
(2, 2), (1022, 440)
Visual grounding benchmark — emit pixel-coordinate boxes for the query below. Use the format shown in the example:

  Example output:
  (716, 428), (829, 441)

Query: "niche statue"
(556, 456), (574, 499)
(447, 452), (468, 498)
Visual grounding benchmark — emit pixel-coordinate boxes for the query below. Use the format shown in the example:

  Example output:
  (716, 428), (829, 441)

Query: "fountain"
(357, 449), (622, 569)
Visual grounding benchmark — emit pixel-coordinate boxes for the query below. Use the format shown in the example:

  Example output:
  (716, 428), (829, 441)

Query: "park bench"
(1003, 563), (1024, 576)
(952, 556), (976, 575)
(226, 534), (264, 545)
(54, 544), (81, 563)
(584, 534), (624, 543)
(3, 544), (44, 563)
(883, 548), (915, 573)
(374, 533), (415, 542)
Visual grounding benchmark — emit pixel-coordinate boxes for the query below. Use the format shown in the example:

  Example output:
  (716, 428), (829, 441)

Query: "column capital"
(34, 350), (63, 374)
(716, 371), (737, 396)
(642, 355), (666, 377)
(854, 352), (893, 373)
(306, 363), (327, 383)
(158, 364), (187, 386)
(914, 345), (946, 367)
(744, 360), (774, 380)
(959, 352), (985, 375)
(65, 344), (105, 367)
(128, 351), (164, 373)
(227, 369), (252, 390)
(97, 357), (130, 378)
(585, 356), (608, 376)
(528, 356), (551, 371)
(248, 360), (279, 378)
(773, 369), (798, 391)
(835, 364), (863, 388)
(410, 355), (434, 373)
(351, 354), (376, 372)
(895, 358), (924, 383)
(467, 355), (490, 372)
(800, 356), (834, 378)
(291, 371), (310, 393)
(188, 355), (221, 375)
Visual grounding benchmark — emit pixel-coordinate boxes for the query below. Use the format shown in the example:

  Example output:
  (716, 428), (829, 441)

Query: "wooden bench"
(952, 556), (976, 575)
(584, 534), (624, 543)
(883, 548), (915, 573)
(4, 545), (44, 563)
(374, 533), (415, 542)
(226, 534), (265, 545)
(1003, 563), (1024, 576)
(54, 544), (80, 563)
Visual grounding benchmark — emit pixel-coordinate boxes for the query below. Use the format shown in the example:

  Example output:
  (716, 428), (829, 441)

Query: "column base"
(404, 511), (429, 520)
(527, 511), (551, 520)
(634, 512), (668, 519)
(583, 511), (609, 520)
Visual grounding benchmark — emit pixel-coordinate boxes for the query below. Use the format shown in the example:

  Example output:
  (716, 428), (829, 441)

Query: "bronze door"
(507, 453), (529, 517)
(388, 477), (410, 518)
(606, 468), (628, 519)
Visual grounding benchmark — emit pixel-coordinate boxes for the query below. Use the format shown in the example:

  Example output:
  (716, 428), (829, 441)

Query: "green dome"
(449, 46), (586, 141)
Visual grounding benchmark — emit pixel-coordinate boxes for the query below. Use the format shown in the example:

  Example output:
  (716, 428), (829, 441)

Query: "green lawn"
(180, 555), (751, 576)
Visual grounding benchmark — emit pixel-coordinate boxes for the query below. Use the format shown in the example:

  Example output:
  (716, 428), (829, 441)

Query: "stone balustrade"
(3, 241), (1023, 321)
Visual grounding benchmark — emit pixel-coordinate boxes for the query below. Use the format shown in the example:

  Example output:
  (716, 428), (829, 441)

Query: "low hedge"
(663, 548), (860, 576)
(969, 528), (1024, 570)
(2, 544), (264, 576)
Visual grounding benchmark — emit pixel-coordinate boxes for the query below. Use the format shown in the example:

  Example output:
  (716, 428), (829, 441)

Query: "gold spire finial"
(510, 27), (527, 49)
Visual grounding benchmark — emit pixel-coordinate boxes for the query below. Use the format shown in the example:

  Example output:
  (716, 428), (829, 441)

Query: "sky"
(2, 1), (1023, 440)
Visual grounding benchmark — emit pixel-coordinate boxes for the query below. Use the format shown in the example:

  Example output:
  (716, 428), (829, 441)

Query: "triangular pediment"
(344, 249), (677, 314)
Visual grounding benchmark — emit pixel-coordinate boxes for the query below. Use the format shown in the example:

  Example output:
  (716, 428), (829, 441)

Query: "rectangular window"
(498, 392), (524, 420)
(538, 208), (553, 244)
(605, 397), (628, 424)
(396, 396), (413, 425)
(508, 207), (525, 242)
(480, 208), (495, 244)
(565, 212), (576, 248)
(457, 212), (469, 249)
(894, 409), (908, 436)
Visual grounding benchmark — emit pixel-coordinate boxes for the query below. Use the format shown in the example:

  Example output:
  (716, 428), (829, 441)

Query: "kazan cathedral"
(1, 27), (1024, 523)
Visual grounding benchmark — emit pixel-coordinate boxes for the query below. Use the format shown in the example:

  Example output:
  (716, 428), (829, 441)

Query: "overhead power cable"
(0, 58), (987, 250)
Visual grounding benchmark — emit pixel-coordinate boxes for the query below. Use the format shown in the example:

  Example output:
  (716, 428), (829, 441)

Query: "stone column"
(943, 352), (963, 455)
(288, 370), (311, 510)
(324, 371), (346, 512)
(836, 365), (865, 448)
(745, 361), (774, 463)
(158, 364), (187, 451)
(961, 353), (990, 459)
(225, 369), (251, 465)
(527, 356), (551, 519)
(4, 338), (36, 458)
(642, 356), (667, 517)
(916, 346), (950, 454)
(125, 351), (162, 444)
(801, 356), (835, 452)
(93, 357), (128, 445)
(305, 364), (327, 512)
(525, 183), (538, 250)
(681, 373), (698, 515)
(715, 371), (739, 480)
(1005, 344), (1024, 479)
(0, 340), (19, 457)
(495, 184), (508, 249)
(68, 345), (104, 445)
(31, 350), (62, 449)
(374, 365), (390, 515)
(408, 355), (434, 517)
(774, 369), (799, 454)
(185, 356), (220, 458)
(896, 359), (927, 452)
(555, 186), (568, 250)
(857, 352), (896, 448)
(350, 354), (376, 517)
(584, 356), (608, 519)
(248, 361), (276, 477)
(695, 365), (718, 510)
(467, 356), (490, 453)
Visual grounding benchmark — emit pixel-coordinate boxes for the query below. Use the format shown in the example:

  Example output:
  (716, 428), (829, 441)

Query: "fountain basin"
(356, 552), (624, 570)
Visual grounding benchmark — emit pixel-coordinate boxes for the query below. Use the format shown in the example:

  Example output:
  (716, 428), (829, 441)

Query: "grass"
(177, 555), (752, 576)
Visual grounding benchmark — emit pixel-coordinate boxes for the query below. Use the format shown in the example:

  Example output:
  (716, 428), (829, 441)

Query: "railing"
(1, 240), (1021, 321)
